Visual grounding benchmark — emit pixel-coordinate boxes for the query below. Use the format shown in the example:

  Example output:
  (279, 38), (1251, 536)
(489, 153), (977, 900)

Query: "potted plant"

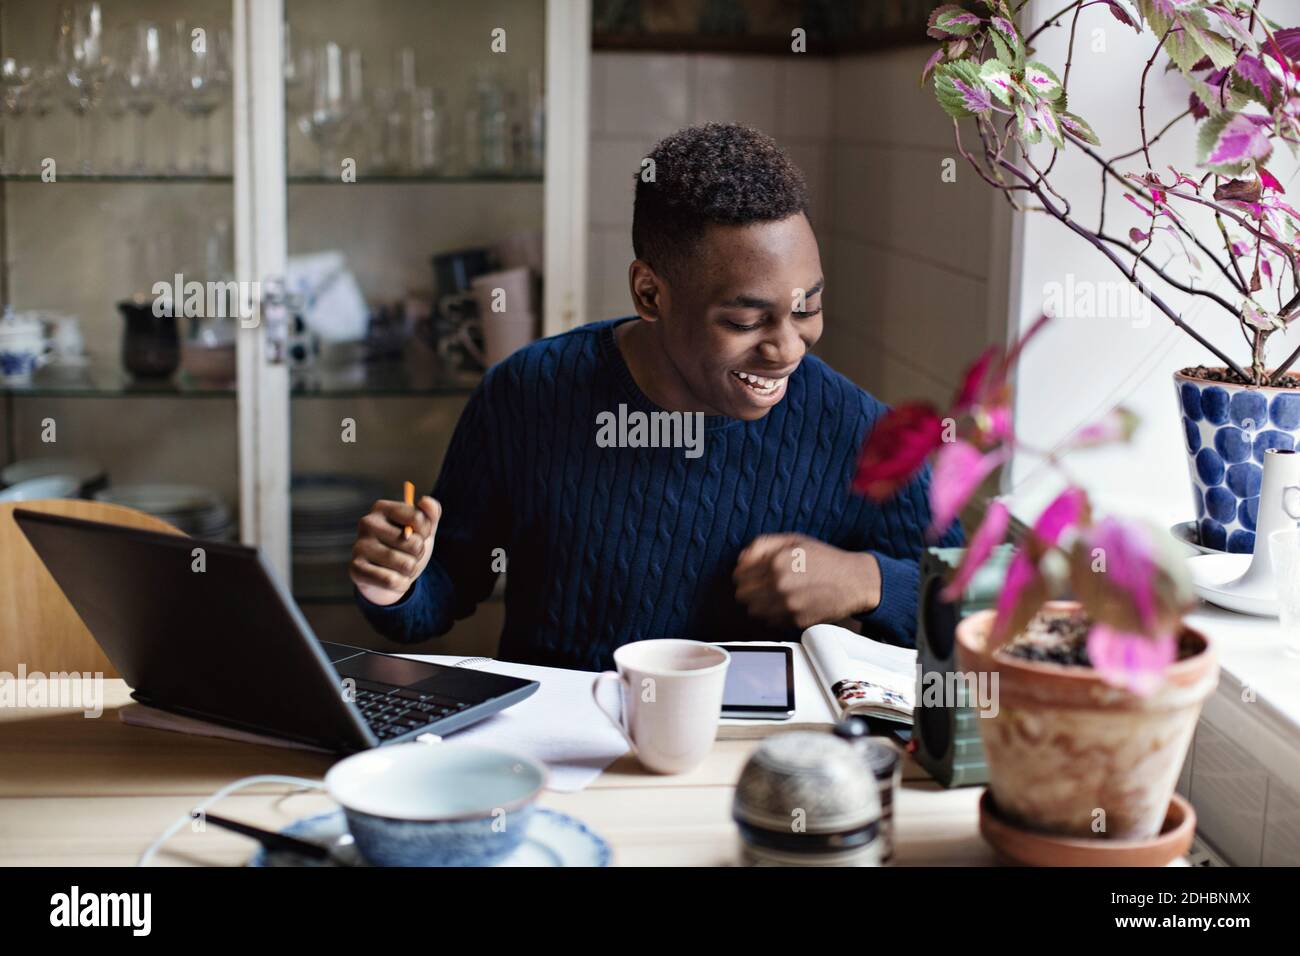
(925, 1), (1300, 554)
(854, 315), (1218, 846)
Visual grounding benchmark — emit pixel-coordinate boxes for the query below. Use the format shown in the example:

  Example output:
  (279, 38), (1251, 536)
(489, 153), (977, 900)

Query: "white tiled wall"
(1183, 671), (1300, 866)
(586, 47), (1006, 406)
(587, 52), (833, 325)
(825, 49), (1005, 406)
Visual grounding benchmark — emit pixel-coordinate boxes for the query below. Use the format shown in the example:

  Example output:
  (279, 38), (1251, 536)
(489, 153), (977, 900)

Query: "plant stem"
(997, 157), (1253, 382)
(1067, 136), (1247, 296)
(1097, 233), (1239, 314)
(1139, 26), (1174, 171)
(1269, 341), (1300, 384)
(1025, 1), (1084, 45)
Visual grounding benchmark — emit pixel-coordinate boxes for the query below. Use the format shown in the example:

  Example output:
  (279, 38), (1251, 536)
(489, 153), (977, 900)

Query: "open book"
(803, 624), (915, 724)
(717, 624), (916, 739)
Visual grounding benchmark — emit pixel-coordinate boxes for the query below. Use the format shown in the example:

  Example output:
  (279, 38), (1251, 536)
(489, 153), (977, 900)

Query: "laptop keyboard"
(349, 680), (472, 740)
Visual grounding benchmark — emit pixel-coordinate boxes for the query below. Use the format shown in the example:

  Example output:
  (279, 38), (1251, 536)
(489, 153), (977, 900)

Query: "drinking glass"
(121, 23), (164, 174)
(1269, 528), (1300, 658)
(99, 62), (129, 173)
(20, 65), (58, 174)
(0, 58), (30, 175)
(296, 41), (351, 177)
(410, 86), (446, 174)
(56, 2), (108, 174)
(466, 74), (508, 175)
(172, 21), (224, 174)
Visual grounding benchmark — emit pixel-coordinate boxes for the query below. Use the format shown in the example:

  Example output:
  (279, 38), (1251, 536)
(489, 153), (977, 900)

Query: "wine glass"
(56, 2), (109, 175)
(283, 25), (317, 176)
(171, 21), (224, 174)
(120, 23), (164, 175)
(99, 61), (130, 174)
(0, 58), (30, 175)
(20, 65), (58, 175)
(296, 41), (351, 177)
(207, 28), (233, 174)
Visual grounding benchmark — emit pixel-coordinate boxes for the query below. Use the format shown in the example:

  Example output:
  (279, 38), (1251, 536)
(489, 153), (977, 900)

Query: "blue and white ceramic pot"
(1175, 369), (1300, 553)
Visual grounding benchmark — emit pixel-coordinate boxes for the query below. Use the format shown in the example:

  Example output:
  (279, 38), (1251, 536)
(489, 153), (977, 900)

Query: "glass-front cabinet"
(0, 0), (590, 655)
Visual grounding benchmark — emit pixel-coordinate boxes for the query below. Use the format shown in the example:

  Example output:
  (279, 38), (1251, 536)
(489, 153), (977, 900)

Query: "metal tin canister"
(832, 718), (903, 864)
(732, 732), (883, 867)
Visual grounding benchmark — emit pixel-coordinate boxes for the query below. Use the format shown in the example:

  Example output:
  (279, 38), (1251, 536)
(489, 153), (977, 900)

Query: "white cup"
(1269, 528), (1300, 659)
(482, 310), (535, 366)
(592, 639), (730, 775)
(470, 266), (534, 317)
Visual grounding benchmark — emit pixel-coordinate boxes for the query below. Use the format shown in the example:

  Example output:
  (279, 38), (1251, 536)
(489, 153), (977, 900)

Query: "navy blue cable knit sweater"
(358, 318), (963, 671)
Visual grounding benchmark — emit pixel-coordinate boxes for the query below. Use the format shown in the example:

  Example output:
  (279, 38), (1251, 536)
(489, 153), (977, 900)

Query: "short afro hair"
(632, 123), (809, 281)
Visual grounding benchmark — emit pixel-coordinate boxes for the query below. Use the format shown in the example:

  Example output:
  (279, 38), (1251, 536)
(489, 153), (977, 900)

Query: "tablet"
(718, 644), (795, 719)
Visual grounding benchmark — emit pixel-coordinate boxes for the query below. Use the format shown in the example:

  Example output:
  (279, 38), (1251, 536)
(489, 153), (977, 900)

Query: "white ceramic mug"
(470, 266), (534, 317)
(592, 640), (730, 775)
(481, 311), (535, 366)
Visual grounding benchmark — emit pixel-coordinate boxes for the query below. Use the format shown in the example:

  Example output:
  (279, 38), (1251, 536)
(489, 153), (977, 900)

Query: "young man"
(351, 123), (963, 671)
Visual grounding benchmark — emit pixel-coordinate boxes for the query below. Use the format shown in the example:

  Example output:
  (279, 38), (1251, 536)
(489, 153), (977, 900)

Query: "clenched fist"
(350, 495), (442, 606)
(733, 533), (882, 631)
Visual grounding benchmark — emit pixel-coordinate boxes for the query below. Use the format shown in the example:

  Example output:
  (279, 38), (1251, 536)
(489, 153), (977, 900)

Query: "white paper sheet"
(398, 654), (631, 792)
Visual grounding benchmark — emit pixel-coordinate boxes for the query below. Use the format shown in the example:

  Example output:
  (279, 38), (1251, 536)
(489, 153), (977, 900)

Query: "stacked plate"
(2, 456), (106, 498)
(292, 473), (386, 553)
(94, 484), (234, 541)
(0, 476), (81, 502)
(292, 473), (387, 599)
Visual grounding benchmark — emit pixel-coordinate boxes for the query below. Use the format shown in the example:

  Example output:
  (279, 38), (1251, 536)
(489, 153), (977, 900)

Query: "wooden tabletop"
(0, 680), (995, 866)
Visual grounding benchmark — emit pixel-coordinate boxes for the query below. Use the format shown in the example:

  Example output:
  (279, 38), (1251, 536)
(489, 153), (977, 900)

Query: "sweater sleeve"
(356, 371), (511, 644)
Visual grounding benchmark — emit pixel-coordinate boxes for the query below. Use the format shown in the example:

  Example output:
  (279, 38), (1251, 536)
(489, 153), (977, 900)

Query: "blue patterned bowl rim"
(250, 807), (612, 867)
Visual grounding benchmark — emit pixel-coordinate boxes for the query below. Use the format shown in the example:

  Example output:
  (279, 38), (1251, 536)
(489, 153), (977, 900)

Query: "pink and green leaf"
(940, 500), (1011, 602)
(1086, 625), (1177, 695)
(934, 61), (993, 119)
(928, 441), (1008, 538)
(852, 403), (945, 501)
(1036, 102), (1065, 149)
(1033, 486), (1090, 547)
(1024, 61), (1063, 102)
(921, 48), (946, 86)
(1014, 103), (1041, 145)
(1204, 4), (1252, 45)
(927, 4), (982, 40)
(1058, 110), (1100, 146)
(1066, 407), (1140, 449)
(1106, 0), (1143, 31)
(990, 549), (1048, 645)
(979, 58), (1017, 105)
(989, 14), (1025, 67)
(1197, 111), (1273, 175)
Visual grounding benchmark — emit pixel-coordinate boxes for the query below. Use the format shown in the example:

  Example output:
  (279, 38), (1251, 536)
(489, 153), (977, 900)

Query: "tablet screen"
(720, 646), (794, 713)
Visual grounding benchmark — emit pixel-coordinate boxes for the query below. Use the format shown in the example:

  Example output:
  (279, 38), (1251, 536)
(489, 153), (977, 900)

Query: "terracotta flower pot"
(955, 602), (1218, 840)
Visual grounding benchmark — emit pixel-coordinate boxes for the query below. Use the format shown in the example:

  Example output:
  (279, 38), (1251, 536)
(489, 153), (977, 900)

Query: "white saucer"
(248, 807), (611, 867)
(1187, 553), (1280, 617)
(1168, 521), (1223, 556)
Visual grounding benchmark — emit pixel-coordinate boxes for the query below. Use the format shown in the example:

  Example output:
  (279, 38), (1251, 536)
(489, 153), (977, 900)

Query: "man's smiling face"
(654, 212), (824, 421)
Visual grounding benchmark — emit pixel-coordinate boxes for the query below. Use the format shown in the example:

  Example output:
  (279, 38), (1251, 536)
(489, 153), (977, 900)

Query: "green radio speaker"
(912, 545), (1015, 788)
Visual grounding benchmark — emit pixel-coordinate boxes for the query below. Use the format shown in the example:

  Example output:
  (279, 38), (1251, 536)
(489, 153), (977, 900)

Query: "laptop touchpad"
(334, 652), (438, 687)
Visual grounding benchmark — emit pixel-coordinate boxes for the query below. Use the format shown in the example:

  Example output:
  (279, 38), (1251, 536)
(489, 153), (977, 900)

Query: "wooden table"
(0, 680), (996, 866)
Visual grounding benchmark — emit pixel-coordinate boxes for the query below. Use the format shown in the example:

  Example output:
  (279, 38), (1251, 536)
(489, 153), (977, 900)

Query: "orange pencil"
(402, 481), (415, 539)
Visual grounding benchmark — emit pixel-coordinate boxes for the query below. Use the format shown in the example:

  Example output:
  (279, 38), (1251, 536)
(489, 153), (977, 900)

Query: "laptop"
(14, 509), (538, 753)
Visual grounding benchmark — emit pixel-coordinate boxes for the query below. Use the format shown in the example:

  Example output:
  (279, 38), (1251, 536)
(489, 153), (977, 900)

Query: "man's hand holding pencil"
(350, 482), (442, 607)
